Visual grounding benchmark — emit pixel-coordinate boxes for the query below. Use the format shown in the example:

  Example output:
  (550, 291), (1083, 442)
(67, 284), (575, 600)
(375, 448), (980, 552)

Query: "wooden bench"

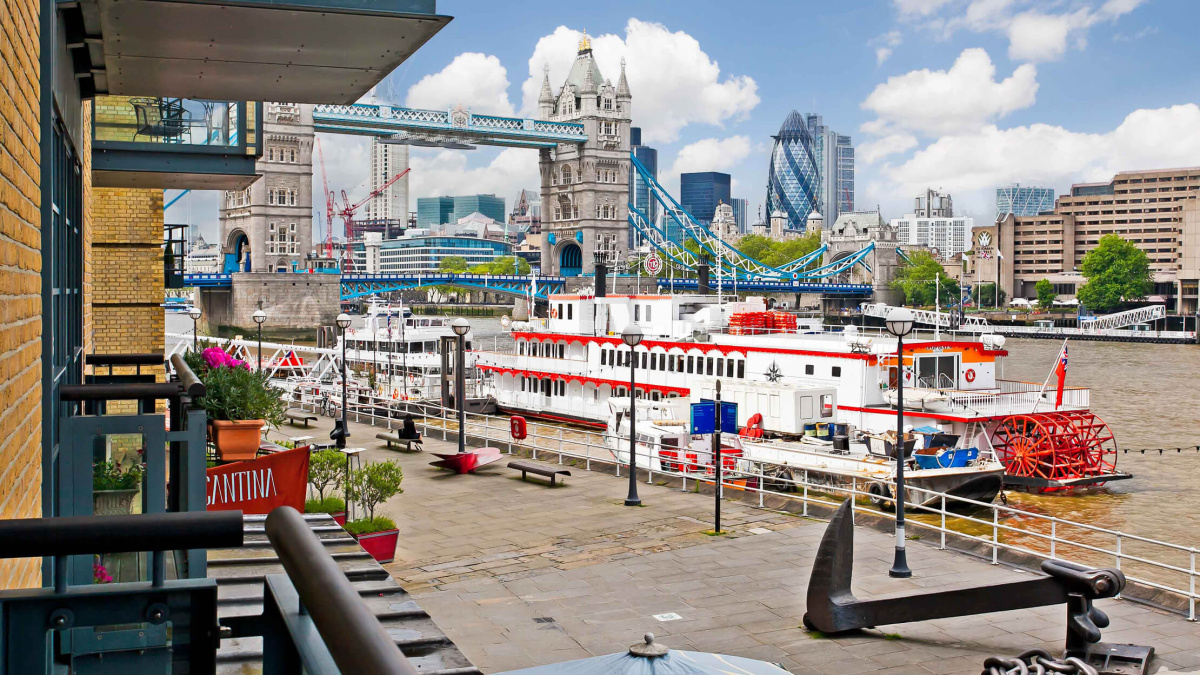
(377, 432), (423, 453)
(507, 461), (570, 487)
(285, 410), (318, 427)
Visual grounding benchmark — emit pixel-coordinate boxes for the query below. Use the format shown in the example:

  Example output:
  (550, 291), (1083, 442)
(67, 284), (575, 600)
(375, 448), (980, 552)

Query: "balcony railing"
(95, 98), (250, 147)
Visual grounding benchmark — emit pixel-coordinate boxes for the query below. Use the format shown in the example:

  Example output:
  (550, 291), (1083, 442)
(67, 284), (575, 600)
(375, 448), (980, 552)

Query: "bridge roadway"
(312, 103), (587, 149)
(184, 272), (874, 301)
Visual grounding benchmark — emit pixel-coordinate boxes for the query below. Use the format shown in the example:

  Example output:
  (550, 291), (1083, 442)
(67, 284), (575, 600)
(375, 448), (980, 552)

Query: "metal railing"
(284, 385), (1200, 621)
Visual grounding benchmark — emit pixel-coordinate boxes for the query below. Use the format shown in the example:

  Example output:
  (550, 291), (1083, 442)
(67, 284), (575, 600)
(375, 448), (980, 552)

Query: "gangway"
(861, 303), (991, 329)
(1080, 305), (1166, 331)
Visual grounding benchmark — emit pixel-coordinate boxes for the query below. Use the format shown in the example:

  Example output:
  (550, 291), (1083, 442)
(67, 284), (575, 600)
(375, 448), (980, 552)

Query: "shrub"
(305, 496), (346, 514)
(185, 347), (285, 427)
(308, 449), (345, 501)
(344, 516), (396, 536)
(93, 459), (144, 491)
(344, 460), (404, 522)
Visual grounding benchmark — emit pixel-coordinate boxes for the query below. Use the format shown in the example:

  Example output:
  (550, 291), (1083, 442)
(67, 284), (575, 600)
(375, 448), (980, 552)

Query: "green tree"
(469, 255), (531, 276)
(976, 283), (1007, 307)
(345, 460), (404, 522)
(438, 256), (469, 273)
(890, 251), (959, 307)
(1076, 234), (1152, 312)
(1035, 278), (1056, 310)
(307, 449), (345, 501)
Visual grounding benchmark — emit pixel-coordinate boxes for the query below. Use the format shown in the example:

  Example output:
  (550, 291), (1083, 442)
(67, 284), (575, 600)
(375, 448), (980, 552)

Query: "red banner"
(206, 447), (309, 515)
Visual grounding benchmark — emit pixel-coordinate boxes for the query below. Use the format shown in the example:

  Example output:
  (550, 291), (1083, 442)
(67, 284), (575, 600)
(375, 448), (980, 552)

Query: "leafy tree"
(345, 460), (404, 522)
(307, 449), (345, 501)
(890, 251), (959, 307)
(470, 255), (531, 276)
(1077, 234), (1152, 312)
(1035, 278), (1056, 310)
(438, 256), (469, 273)
(976, 283), (1007, 307)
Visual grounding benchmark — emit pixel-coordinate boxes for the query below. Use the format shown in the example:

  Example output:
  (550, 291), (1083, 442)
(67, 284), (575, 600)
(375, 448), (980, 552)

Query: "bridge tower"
(822, 211), (904, 306)
(219, 103), (315, 274)
(538, 33), (631, 276)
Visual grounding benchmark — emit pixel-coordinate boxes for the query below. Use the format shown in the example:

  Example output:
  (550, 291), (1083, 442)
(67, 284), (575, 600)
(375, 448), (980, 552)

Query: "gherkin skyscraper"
(766, 111), (820, 231)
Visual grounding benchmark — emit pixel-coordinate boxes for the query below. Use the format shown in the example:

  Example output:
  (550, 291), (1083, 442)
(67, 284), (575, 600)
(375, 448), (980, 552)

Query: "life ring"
(965, 368), (976, 383)
(392, 389), (399, 399)
(550, 308), (558, 319)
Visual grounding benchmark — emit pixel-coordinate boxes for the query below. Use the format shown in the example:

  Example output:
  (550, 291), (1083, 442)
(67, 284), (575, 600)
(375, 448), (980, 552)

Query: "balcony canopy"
(68, 0), (451, 103)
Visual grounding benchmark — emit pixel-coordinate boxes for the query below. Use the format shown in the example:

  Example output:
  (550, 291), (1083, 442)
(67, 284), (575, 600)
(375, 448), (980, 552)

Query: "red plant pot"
(331, 511), (347, 526)
(354, 529), (399, 563)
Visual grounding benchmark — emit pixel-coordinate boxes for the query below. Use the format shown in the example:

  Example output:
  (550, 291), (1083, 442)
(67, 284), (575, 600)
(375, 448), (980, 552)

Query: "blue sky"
(173, 0), (1200, 239)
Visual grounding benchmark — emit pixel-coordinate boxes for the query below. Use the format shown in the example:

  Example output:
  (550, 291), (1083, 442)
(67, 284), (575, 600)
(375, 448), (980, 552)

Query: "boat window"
(645, 305), (652, 321)
(649, 353), (656, 370)
(558, 344), (565, 359)
(677, 355), (685, 373)
(916, 354), (958, 389)
(821, 394), (834, 418)
(716, 358), (724, 377)
(687, 356), (694, 373)
(634, 305), (641, 321)
(805, 364), (814, 375)
(706, 357), (714, 376)
(667, 355), (674, 372)
(659, 353), (666, 370)
(727, 358), (735, 377)
(519, 341), (525, 355)
(832, 366), (841, 377)
(601, 349), (607, 366)
(641, 352), (648, 369)
(660, 436), (678, 447)
(519, 376), (525, 390)
(737, 360), (745, 378)
(567, 304), (573, 320)
(651, 391), (661, 401)
(466, 341), (472, 351)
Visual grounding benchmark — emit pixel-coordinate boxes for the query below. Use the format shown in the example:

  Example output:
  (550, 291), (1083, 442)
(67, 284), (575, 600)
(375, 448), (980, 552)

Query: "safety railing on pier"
(277, 384), (1200, 621)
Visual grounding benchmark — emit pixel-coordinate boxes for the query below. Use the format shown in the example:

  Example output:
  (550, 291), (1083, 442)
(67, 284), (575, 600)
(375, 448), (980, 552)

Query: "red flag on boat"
(1054, 342), (1069, 409)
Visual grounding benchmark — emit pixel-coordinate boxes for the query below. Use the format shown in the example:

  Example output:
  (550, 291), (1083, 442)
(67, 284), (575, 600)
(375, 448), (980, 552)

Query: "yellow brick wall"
(0, 0), (42, 590)
(92, 188), (165, 362)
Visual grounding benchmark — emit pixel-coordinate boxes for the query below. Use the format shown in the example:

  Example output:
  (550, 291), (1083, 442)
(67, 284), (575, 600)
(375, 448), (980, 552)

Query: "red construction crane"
(314, 137), (336, 258)
(336, 167), (411, 242)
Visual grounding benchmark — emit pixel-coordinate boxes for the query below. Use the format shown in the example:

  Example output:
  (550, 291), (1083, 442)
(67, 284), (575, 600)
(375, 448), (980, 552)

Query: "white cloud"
(408, 147), (540, 208)
(865, 104), (1200, 217)
(405, 52), (514, 116)
(892, 0), (1148, 62)
(858, 134), (918, 165)
(861, 48), (1038, 136)
(871, 30), (903, 64)
(519, 20), (759, 144)
(875, 48), (894, 65)
(313, 133), (371, 238)
(667, 136), (753, 177)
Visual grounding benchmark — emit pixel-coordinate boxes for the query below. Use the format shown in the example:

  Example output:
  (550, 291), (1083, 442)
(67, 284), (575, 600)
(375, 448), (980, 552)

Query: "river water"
(173, 313), (1200, 550)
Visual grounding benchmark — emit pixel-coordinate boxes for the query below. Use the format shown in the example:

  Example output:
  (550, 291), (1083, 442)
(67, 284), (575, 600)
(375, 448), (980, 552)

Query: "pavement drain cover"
(532, 617), (555, 624)
(748, 527), (772, 535)
(653, 613), (683, 622)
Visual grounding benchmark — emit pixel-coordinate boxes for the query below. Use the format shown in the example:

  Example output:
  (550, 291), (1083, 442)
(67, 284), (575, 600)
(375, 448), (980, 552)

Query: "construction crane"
(336, 167), (411, 240)
(314, 137), (336, 258)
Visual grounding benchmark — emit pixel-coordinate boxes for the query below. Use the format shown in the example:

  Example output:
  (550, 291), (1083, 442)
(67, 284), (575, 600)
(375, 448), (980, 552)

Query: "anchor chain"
(982, 649), (1099, 675)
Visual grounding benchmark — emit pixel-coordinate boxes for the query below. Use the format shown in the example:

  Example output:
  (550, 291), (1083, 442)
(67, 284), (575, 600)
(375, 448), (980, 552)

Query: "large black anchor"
(802, 500), (1155, 675)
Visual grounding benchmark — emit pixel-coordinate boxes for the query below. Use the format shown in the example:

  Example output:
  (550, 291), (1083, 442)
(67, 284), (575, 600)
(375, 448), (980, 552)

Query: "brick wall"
(0, 0), (43, 590)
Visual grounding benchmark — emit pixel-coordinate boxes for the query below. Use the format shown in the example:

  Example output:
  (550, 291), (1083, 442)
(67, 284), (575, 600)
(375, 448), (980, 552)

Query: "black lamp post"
(253, 309), (266, 371)
(189, 306), (202, 351)
(334, 313), (352, 449)
(622, 324), (644, 506)
(451, 318), (471, 454)
(885, 307), (915, 578)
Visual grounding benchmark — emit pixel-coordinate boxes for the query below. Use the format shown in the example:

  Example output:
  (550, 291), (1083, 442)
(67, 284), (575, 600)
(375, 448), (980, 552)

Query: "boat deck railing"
(284, 386), (1200, 622)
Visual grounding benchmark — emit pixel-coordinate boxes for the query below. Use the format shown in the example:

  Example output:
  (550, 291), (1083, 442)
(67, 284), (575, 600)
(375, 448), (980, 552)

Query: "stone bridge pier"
(197, 273), (340, 338)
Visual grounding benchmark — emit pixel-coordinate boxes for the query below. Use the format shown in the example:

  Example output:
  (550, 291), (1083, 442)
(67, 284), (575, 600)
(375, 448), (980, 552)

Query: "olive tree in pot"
(185, 347), (285, 461)
(305, 449), (347, 525)
(343, 460), (404, 563)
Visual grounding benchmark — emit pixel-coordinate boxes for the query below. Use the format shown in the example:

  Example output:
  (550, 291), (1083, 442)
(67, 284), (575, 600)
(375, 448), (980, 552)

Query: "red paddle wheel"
(989, 412), (1120, 491)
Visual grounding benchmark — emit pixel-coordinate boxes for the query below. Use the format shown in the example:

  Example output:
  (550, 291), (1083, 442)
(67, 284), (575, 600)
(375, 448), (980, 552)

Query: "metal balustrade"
(283, 386), (1200, 621)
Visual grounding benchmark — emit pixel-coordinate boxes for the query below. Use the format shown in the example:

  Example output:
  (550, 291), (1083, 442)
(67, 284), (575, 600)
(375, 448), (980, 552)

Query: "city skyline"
(168, 0), (1198, 244)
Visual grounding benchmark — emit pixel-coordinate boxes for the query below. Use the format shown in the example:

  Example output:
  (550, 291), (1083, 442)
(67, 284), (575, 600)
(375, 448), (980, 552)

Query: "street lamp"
(188, 306), (202, 351)
(451, 318), (471, 454)
(333, 313), (353, 449)
(253, 309), (267, 371)
(885, 307), (915, 579)
(622, 325), (644, 506)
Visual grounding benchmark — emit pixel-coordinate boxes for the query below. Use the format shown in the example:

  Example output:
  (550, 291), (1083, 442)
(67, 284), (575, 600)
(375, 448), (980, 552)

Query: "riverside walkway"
(276, 416), (1200, 674)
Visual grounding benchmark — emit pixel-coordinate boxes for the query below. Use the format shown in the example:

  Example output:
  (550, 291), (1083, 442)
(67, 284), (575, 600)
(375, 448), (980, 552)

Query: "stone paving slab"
(274, 413), (1200, 674)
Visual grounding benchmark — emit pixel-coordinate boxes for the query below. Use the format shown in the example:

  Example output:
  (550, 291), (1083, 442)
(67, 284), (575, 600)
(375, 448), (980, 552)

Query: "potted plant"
(93, 459), (144, 515)
(343, 460), (404, 563)
(185, 347), (285, 461)
(305, 449), (347, 525)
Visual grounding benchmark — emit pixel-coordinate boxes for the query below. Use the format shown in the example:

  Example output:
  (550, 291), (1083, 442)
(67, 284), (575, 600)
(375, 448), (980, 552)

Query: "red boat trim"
(510, 332), (877, 362)
(480, 365), (690, 396)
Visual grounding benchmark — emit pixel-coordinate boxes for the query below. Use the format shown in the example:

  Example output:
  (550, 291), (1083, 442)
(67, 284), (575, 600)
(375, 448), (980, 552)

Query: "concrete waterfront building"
(538, 32), (632, 275)
(767, 111), (854, 231)
(365, 137), (409, 222)
(680, 171), (732, 225)
(219, 102), (315, 273)
(978, 167), (1200, 313)
(997, 183), (1055, 219)
(629, 126), (657, 246)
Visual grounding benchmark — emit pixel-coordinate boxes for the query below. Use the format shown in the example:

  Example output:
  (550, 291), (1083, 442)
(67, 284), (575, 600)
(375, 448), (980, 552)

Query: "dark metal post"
(890, 331), (911, 578)
(456, 332), (466, 454)
(339, 325), (348, 449)
(714, 379), (722, 533)
(257, 322), (263, 371)
(193, 317), (199, 350)
(624, 348), (640, 506)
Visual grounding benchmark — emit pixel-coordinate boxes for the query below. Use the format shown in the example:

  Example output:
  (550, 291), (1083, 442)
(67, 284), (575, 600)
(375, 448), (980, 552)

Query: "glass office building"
(629, 126), (658, 246)
(680, 171), (731, 225)
(417, 197), (455, 229)
(417, 194), (506, 230)
(767, 111), (820, 230)
(996, 184), (1055, 219)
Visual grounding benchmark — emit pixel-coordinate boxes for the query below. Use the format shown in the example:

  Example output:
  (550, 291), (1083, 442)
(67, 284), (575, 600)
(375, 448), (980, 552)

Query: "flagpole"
(1031, 338), (1067, 413)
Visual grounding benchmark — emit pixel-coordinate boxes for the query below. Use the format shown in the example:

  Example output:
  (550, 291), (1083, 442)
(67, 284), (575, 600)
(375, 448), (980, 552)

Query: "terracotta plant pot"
(353, 529), (399, 563)
(210, 419), (265, 461)
(93, 488), (139, 516)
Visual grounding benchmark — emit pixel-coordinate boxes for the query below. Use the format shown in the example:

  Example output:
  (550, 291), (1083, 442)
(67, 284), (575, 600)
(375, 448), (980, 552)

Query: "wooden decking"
(207, 513), (480, 674)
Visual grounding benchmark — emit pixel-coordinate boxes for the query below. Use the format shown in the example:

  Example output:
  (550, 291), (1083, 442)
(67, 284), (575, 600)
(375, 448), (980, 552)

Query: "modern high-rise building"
(766, 111), (854, 231)
(730, 198), (749, 233)
(915, 188), (954, 217)
(996, 183), (1055, 219)
(451, 194), (505, 224)
(416, 196), (455, 229)
(629, 126), (657, 246)
(680, 171), (731, 225)
(365, 138), (409, 222)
